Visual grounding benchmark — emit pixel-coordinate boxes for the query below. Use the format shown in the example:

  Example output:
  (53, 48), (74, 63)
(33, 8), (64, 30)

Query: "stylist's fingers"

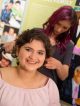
(46, 57), (56, 64)
(44, 57), (59, 69)
(44, 61), (56, 69)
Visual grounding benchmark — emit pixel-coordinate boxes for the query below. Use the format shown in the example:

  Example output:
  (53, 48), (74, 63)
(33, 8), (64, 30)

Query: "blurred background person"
(1, 27), (17, 43)
(0, 52), (13, 67)
(9, 0), (22, 28)
(0, 2), (13, 24)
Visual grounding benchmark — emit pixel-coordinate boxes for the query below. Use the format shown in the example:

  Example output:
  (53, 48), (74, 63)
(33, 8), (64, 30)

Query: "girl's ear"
(16, 46), (19, 57)
(12, 46), (19, 58)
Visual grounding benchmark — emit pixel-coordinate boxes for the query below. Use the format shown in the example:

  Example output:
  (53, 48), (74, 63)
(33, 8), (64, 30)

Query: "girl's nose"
(29, 52), (37, 60)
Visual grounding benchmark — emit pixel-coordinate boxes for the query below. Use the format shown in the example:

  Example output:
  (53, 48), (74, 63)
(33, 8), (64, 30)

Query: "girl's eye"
(25, 48), (32, 52)
(38, 51), (45, 55)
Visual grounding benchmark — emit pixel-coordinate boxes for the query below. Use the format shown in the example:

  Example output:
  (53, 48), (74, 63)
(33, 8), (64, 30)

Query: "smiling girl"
(0, 28), (60, 106)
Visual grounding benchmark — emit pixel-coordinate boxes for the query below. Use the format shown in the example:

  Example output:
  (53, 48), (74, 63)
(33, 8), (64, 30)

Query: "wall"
(21, 0), (76, 31)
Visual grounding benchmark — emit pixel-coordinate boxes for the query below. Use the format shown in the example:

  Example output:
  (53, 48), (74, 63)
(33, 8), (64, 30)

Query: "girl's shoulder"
(0, 66), (14, 72)
(39, 72), (58, 89)
(0, 67), (16, 80)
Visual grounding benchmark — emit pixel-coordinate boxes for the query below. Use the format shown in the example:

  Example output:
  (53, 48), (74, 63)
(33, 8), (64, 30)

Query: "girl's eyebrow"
(39, 50), (45, 53)
(24, 46), (31, 48)
(24, 46), (45, 53)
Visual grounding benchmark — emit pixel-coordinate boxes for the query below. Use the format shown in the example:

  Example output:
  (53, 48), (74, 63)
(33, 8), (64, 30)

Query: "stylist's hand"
(44, 57), (61, 70)
(3, 41), (15, 53)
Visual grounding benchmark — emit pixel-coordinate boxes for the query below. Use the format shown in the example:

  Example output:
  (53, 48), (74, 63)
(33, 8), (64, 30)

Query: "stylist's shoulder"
(67, 40), (74, 50)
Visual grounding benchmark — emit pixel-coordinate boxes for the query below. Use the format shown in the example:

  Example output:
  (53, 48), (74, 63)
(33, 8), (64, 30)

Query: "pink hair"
(43, 6), (78, 53)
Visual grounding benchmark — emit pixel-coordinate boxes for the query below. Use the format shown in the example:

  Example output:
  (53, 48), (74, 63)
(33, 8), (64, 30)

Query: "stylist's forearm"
(56, 62), (69, 80)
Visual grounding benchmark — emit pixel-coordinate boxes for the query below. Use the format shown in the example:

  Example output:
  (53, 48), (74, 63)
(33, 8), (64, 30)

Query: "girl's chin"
(26, 67), (38, 71)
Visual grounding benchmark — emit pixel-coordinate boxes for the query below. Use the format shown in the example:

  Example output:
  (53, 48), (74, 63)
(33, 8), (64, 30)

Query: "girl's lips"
(27, 60), (38, 64)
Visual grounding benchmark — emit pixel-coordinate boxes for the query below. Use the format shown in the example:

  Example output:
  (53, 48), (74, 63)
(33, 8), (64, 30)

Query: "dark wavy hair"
(43, 6), (78, 52)
(14, 28), (52, 58)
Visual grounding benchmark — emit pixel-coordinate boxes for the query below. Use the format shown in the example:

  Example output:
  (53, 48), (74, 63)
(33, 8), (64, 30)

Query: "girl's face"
(17, 39), (46, 72)
(53, 20), (71, 36)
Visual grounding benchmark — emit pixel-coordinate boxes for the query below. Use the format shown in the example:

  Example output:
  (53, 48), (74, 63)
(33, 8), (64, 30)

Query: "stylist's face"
(53, 20), (71, 36)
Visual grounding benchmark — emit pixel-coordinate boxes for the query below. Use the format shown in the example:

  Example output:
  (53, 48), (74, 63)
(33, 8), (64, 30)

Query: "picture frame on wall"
(0, 0), (27, 43)
(1, 24), (19, 43)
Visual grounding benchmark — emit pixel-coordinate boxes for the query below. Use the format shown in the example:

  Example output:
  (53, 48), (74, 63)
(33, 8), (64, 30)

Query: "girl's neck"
(16, 66), (38, 81)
